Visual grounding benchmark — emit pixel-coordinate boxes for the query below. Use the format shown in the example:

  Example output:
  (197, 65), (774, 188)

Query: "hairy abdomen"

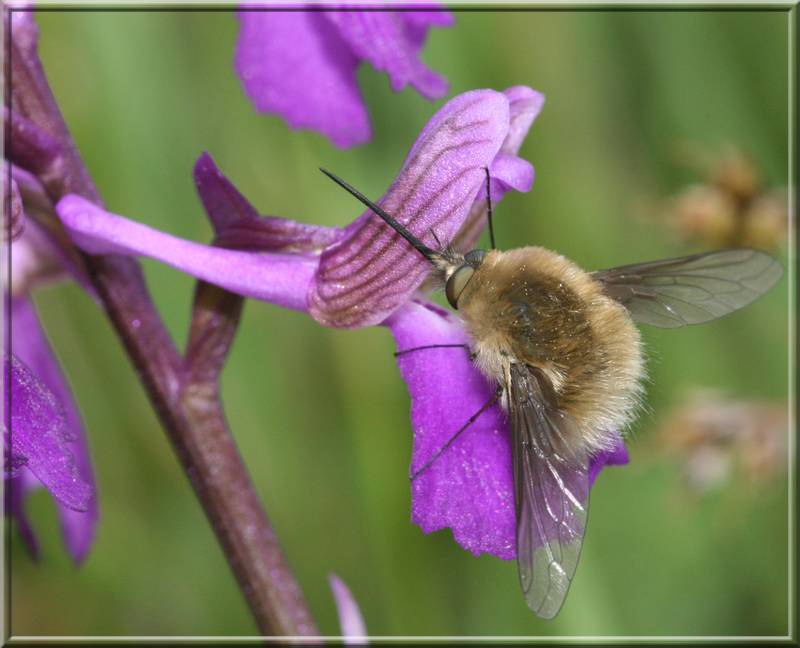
(458, 247), (645, 453)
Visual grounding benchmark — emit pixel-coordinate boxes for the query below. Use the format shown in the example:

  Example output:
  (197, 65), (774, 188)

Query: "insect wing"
(593, 248), (782, 328)
(508, 363), (590, 619)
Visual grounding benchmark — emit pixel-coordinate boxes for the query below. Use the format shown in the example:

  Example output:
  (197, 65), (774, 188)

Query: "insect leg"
(410, 386), (502, 481)
(394, 344), (470, 358)
(484, 166), (496, 250)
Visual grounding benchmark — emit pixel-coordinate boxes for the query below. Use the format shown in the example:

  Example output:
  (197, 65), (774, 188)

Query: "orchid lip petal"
(589, 440), (630, 485)
(385, 300), (630, 560)
(309, 89), (513, 329)
(235, 11), (370, 148)
(57, 194), (317, 313)
(385, 300), (515, 558)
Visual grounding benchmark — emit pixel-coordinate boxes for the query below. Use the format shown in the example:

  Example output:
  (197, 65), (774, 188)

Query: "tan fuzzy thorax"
(457, 246), (645, 454)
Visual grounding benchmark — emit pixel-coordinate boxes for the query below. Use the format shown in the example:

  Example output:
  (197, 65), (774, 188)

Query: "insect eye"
(464, 249), (486, 266)
(445, 265), (476, 309)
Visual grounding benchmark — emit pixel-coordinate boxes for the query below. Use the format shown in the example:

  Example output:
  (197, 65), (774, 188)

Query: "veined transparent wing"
(508, 363), (590, 619)
(592, 248), (782, 328)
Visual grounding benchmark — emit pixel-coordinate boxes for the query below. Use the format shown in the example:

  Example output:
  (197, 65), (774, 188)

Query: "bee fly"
(320, 167), (783, 619)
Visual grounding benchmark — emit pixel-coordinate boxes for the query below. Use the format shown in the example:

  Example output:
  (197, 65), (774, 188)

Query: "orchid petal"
(193, 151), (261, 231)
(386, 300), (629, 559)
(325, 11), (449, 99)
(453, 86), (544, 252)
(310, 89), (512, 328)
(403, 9), (455, 33)
(589, 438), (630, 485)
(57, 195), (317, 313)
(194, 152), (343, 253)
(489, 151), (535, 198)
(212, 215), (344, 255)
(235, 11), (370, 148)
(10, 297), (98, 562)
(502, 85), (545, 156)
(329, 573), (367, 644)
(6, 353), (91, 513)
(386, 300), (515, 558)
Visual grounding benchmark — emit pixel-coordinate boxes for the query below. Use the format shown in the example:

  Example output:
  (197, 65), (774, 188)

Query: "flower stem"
(7, 15), (318, 636)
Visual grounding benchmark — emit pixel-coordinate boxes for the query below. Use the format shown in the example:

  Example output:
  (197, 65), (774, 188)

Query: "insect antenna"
(485, 166), (496, 250)
(320, 168), (439, 265)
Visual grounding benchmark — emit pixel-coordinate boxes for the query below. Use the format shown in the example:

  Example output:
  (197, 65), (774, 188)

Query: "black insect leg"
(394, 344), (471, 358)
(410, 386), (503, 481)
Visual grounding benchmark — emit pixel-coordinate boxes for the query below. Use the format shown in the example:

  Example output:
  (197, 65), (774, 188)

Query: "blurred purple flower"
(235, 7), (452, 148)
(329, 573), (367, 644)
(4, 167), (98, 563)
(57, 86), (628, 559)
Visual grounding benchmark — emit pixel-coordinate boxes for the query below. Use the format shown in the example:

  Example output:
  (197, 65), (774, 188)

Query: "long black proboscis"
(319, 168), (438, 265)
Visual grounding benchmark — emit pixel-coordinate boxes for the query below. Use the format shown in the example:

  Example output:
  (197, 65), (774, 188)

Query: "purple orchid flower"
(5, 167), (98, 563)
(56, 86), (628, 560)
(235, 6), (452, 148)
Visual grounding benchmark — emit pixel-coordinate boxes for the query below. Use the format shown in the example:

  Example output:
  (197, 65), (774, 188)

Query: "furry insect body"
(456, 247), (645, 456)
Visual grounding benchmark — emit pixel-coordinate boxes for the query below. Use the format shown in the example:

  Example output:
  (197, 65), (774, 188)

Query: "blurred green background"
(11, 8), (791, 638)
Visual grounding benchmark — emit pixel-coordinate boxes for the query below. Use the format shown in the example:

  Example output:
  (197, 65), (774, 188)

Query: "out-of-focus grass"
(11, 9), (790, 637)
